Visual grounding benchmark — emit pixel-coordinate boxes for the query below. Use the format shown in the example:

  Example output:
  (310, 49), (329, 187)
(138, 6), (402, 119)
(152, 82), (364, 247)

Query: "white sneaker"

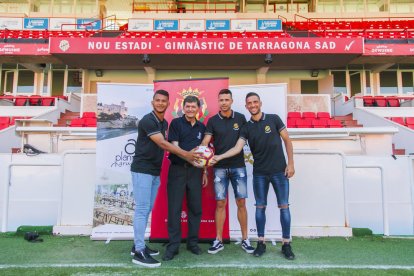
(208, 239), (224, 254)
(241, 239), (255, 254)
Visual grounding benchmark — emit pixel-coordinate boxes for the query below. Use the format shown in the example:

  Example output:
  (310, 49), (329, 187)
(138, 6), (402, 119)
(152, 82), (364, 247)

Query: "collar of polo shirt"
(218, 110), (234, 119)
(249, 112), (266, 123)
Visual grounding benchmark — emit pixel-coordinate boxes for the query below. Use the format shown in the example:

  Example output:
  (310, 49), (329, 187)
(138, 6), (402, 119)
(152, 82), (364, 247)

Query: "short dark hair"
(218, 88), (232, 98)
(153, 89), (169, 99)
(245, 92), (260, 101)
(183, 95), (200, 107)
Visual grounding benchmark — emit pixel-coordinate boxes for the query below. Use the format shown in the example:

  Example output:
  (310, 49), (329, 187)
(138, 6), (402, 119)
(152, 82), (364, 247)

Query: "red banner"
(0, 43), (49, 55)
(49, 37), (364, 54)
(151, 78), (230, 241)
(364, 44), (414, 56)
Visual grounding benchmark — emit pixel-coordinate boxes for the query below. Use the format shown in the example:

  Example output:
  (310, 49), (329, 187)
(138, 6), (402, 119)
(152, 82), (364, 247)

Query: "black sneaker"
(253, 241), (266, 257)
(281, 243), (295, 260)
(208, 240), (224, 254)
(132, 250), (161, 268)
(131, 245), (160, 256)
(241, 239), (255, 254)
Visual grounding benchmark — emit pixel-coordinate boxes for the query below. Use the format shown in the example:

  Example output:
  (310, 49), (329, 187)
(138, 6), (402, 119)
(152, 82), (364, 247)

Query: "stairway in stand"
(333, 114), (363, 128)
(54, 111), (80, 127)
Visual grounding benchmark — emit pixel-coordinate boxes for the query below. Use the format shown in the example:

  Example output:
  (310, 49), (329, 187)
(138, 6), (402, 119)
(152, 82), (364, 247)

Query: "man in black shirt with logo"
(200, 89), (255, 255)
(211, 92), (296, 260)
(162, 95), (207, 261)
(130, 90), (198, 268)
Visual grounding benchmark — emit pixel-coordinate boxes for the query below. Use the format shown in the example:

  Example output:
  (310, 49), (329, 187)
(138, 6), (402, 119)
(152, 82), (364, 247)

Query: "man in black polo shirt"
(162, 95), (207, 261)
(211, 92), (296, 260)
(130, 90), (199, 268)
(200, 89), (255, 255)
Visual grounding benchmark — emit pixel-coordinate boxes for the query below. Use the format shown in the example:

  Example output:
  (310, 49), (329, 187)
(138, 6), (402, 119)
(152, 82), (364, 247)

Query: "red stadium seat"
(390, 117), (405, 125)
(296, 119), (311, 128)
(374, 98), (387, 107)
(29, 95), (42, 106)
(0, 117), (10, 125)
(287, 112), (301, 118)
(363, 96), (375, 107)
(70, 118), (85, 127)
(387, 98), (400, 107)
(41, 97), (56, 106)
(84, 118), (97, 127)
(406, 117), (414, 125)
(14, 97), (28, 106)
(287, 118), (297, 128)
(82, 112), (96, 118)
(317, 112), (331, 119)
(302, 112), (316, 119)
(312, 119), (328, 128)
(328, 120), (343, 128)
(0, 124), (9, 130)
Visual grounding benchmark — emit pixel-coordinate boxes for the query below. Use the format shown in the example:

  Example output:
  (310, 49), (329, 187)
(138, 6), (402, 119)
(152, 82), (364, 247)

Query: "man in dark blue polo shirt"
(211, 92), (296, 260)
(130, 90), (199, 268)
(200, 89), (254, 255)
(162, 95), (207, 261)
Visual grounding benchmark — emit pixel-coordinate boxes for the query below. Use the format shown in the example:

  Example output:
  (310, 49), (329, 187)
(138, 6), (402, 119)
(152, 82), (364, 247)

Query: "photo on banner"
(92, 83), (153, 240)
(228, 84), (287, 240)
(151, 78), (229, 241)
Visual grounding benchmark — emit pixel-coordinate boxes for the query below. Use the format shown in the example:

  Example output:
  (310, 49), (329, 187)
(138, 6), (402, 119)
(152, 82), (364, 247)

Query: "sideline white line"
(1, 264), (414, 270)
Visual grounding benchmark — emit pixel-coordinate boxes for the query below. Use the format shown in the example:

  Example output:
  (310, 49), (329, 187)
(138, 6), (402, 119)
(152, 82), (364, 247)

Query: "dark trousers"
(166, 164), (202, 253)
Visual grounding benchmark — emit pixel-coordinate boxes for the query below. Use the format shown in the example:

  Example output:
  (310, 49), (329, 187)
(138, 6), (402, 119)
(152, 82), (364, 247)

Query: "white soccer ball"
(194, 146), (214, 167)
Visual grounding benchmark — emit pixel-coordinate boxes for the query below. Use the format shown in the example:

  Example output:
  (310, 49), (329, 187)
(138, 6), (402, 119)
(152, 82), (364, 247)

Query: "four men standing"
(130, 88), (296, 268)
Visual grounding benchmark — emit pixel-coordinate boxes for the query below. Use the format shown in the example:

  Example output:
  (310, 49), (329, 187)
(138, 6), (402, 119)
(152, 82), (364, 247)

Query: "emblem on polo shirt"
(265, 125), (271, 133)
(233, 123), (239, 130)
(197, 132), (202, 139)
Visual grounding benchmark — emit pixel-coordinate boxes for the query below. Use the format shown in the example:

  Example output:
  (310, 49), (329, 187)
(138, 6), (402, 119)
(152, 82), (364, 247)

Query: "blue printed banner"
(24, 18), (49, 30)
(206, 20), (230, 31)
(154, 20), (178, 31)
(76, 18), (102, 30)
(257, 19), (282, 31)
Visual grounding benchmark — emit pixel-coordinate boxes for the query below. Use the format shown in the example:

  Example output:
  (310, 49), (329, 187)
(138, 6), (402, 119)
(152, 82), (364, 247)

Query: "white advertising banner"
(92, 83), (153, 240)
(49, 18), (76, 30)
(228, 84), (287, 240)
(179, 19), (205, 31)
(128, 19), (153, 31)
(231, 19), (257, 31)
(0, 17), (23, 30)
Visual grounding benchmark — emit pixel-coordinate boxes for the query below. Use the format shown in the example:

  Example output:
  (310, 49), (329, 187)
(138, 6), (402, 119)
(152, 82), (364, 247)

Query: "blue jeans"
(213, 167), (247, 200)
(131, 172), (160, 252)
(253, 172), (291, 240)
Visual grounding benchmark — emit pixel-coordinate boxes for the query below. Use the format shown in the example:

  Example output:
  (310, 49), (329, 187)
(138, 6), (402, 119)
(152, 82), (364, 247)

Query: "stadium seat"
(387, 98), (400, 107)
(296, 119), (311, 128)
(328, 120), (343, 128)
(70, 118), (85, 127)
(287, 112), (301, 118)
(363, 96), (375, 106)
(287, 118), (297, 128)
(0, 117), (10, 125)
(84, 118), (97, 127)
(390, 117), (405, 125)
(29, 95), (42, 106)
(302, 112), (316, 119)
(374, 98), (387, 107)
(406, 117), (414, 126)
(317, 112), (331, 119)
(41, 97), (56, 106)
(14, 97), (28, 106)
(0, 124), (9, 130)
(312, 119), (328, 128)
(82, 112), (96, 118)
